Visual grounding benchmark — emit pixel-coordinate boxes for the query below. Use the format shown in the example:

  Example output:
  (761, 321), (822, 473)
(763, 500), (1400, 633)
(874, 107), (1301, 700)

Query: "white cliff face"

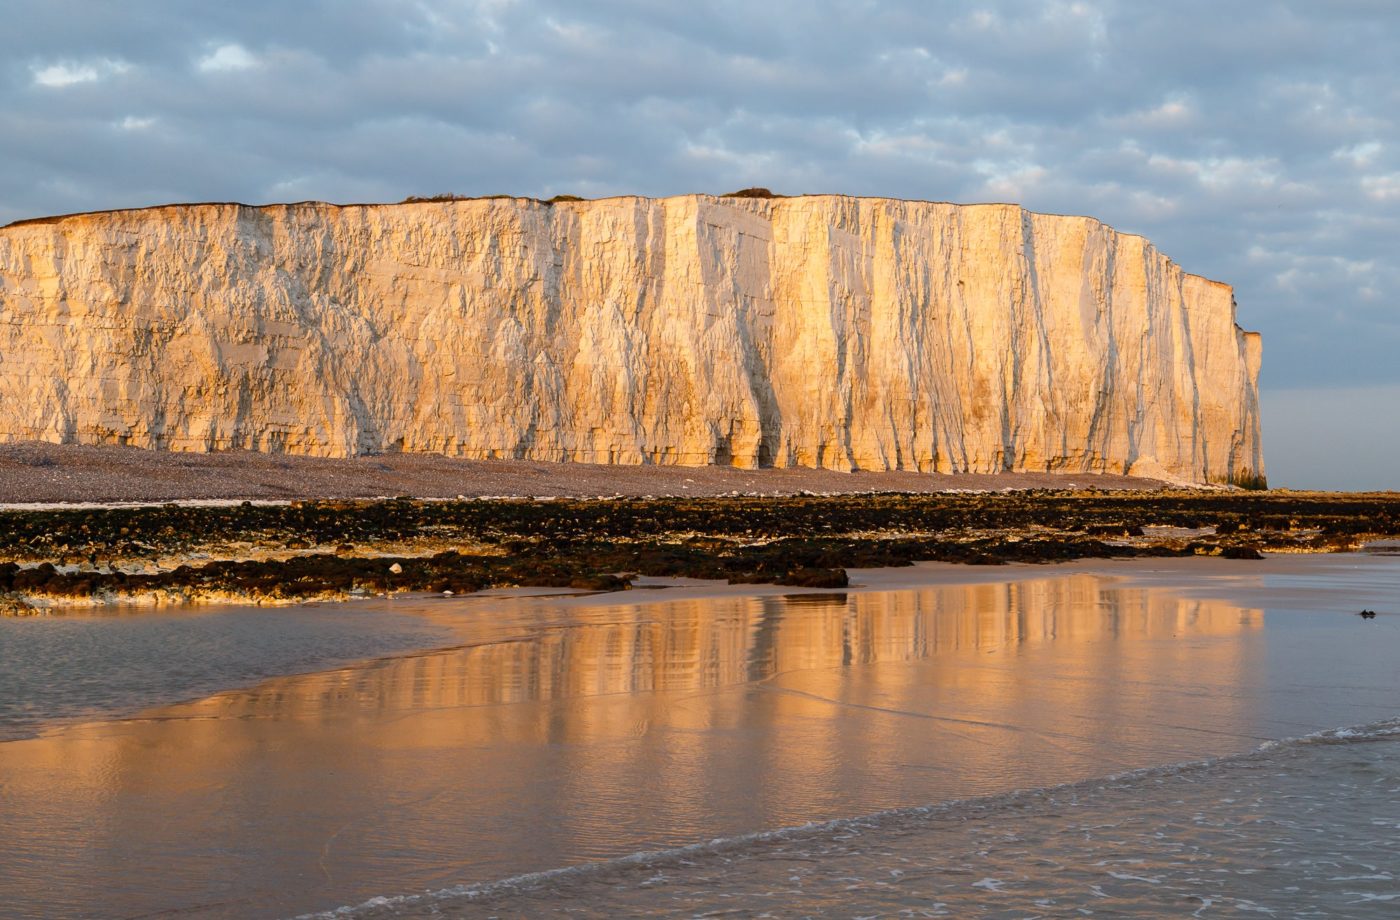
(0, 195), (1264, 483)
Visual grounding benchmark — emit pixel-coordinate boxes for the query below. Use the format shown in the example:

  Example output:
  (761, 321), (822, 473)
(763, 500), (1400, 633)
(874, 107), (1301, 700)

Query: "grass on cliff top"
(721, 187), (788, 198)
(404, 188), (792, 203)
(5, 190), (810, 229)
(401, 190), (785, 204)
(400, 193), (588, 205)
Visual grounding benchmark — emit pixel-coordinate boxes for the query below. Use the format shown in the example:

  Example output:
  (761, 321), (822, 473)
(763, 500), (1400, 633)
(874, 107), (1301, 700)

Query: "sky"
(2, 0), (1397, 489)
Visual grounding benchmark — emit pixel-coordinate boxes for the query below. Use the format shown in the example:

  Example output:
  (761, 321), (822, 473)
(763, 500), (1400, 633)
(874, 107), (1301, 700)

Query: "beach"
(2, 553), (1398, 917)
(7, 1), (1398, 917)
(0, 441), (1171, 505)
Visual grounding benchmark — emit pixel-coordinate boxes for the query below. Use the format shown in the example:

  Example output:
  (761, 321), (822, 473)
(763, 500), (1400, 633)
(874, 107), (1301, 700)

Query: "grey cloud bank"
(2, 0), (1396, 488)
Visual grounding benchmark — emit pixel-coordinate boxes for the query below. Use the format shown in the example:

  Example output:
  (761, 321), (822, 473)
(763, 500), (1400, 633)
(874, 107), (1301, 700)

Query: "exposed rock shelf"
(0, 194), (1263, 483)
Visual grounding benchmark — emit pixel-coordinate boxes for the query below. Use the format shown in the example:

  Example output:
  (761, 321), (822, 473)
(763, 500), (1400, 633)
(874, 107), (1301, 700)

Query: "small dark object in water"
(781, 567), (849, 588)
(1359, 609), (1377, 619)
(780, 592), (849, 608)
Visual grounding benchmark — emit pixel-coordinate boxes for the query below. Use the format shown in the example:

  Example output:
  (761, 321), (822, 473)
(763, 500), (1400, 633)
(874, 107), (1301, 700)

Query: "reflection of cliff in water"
(214, 575), (1263, 721)
(0, 571), (1276, 920)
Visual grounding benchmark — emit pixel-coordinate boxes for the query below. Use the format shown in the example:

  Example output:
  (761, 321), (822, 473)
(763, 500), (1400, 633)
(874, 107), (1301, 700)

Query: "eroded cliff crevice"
(0, 194), (1264, 483)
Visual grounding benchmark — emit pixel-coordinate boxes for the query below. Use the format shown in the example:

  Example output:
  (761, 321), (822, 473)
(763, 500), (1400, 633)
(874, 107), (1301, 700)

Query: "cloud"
(1361, 173), (1400, 201)
(197, 43), (259, 72)
(30, 58), (129, 87)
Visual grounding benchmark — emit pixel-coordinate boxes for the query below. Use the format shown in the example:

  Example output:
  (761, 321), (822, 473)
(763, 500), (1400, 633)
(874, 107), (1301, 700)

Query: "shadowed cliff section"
(0, 194), (1263, 483)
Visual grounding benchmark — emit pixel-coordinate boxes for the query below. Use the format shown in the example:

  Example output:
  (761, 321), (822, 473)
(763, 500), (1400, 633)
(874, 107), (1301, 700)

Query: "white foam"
(302, 714), (1400, 919)
(1258, 718), (1400, 749)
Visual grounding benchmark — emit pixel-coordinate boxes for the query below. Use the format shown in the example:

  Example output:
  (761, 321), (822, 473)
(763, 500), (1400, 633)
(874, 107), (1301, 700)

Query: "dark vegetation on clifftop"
(721, 187), (787, 198)
(5, 190), (802, 229)
(400, 193), (588, 205)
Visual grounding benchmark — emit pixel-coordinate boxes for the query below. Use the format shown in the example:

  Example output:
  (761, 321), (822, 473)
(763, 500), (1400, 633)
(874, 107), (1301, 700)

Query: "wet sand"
(0, 440), (1171, 504)
(1, 554), (1398, 918)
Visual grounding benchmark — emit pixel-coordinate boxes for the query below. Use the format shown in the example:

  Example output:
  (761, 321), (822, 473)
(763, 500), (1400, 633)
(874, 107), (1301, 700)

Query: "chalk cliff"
(0, 195), (1263, 483)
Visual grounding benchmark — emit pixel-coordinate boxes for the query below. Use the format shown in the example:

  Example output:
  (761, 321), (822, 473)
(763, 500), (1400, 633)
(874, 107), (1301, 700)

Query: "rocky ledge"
(4, 490), (1395, 614)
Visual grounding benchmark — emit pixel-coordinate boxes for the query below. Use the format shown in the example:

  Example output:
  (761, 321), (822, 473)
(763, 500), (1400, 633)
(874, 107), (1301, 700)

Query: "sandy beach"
(0, 440), (1173, 504)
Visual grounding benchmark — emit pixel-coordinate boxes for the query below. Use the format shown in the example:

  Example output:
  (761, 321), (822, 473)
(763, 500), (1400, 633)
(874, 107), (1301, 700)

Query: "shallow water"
(345, 721), (1400, 918)
(0, 600), (456, 740)
(1, 556), (1398, 918)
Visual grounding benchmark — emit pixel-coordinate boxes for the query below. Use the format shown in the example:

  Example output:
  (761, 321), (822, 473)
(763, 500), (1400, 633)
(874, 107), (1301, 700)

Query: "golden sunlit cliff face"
(0, 195), (1264, 482)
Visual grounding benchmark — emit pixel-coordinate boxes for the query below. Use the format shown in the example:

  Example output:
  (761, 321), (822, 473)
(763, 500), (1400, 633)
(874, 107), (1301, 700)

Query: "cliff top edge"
(2, 193), (1170, 244)
(0, 193), (1243, 308)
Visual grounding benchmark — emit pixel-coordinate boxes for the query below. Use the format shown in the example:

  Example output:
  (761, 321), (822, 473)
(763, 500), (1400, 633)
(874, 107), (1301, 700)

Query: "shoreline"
(7, 552), (1391, 742)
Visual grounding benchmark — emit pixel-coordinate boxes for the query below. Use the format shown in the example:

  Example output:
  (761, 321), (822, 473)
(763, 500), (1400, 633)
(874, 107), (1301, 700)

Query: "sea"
(0, 554), (1397, 918)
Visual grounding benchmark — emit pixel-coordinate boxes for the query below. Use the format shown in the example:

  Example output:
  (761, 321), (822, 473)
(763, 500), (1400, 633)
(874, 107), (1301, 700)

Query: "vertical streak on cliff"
(1238, 331), (1264, 481)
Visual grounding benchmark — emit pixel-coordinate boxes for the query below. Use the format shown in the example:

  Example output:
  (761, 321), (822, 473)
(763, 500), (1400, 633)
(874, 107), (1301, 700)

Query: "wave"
(299, 714), (1400, 919)
(1260, 719), (1400, 747)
